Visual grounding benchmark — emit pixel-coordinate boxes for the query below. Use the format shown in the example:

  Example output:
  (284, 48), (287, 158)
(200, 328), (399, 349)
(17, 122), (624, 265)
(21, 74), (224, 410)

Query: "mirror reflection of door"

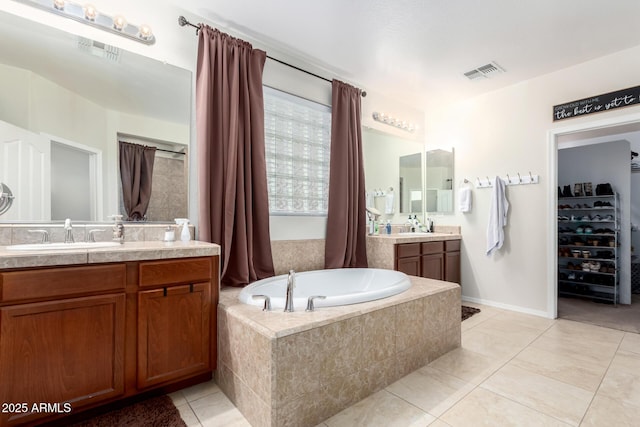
(0, 120), (51, 221)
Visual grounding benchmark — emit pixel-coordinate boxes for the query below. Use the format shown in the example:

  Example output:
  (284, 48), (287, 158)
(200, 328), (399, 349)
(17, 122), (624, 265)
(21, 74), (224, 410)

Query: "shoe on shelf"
(594, 201), (603, 207)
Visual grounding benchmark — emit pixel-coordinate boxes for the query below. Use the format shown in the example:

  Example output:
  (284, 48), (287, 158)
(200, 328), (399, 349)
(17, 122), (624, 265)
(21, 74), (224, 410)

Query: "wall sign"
(553, 85), (640, 121)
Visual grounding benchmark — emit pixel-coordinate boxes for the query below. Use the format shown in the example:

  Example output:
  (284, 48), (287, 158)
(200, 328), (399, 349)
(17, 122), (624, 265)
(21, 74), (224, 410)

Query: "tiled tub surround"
(217, 276), (461, 427)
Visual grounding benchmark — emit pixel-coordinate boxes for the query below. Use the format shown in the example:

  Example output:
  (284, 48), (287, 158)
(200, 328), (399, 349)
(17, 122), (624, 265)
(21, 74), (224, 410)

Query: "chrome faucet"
(64, 218), (74, 243)
(284, 270), (296, 312)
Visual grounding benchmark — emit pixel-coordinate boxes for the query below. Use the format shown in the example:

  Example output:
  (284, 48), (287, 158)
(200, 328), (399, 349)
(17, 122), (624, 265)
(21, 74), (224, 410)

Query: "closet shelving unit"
(557, 193), (619, 304)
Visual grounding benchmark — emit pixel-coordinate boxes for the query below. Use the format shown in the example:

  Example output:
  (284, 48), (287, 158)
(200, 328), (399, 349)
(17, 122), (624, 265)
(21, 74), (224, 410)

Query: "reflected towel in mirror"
(385, 192), (394, 214)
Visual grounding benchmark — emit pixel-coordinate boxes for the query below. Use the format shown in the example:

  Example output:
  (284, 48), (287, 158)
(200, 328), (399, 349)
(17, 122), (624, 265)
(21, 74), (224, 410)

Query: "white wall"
(425, 43), (640, 315)
(558, 141), (631, 304)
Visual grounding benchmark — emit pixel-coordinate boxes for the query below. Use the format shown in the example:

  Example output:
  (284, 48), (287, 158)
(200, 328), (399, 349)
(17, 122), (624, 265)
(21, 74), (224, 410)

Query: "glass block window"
(264, 86), (331, 215)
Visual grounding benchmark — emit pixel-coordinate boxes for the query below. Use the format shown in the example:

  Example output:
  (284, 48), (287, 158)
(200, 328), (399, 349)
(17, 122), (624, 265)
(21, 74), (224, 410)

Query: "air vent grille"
(464, 62), (505, 80)
(78, 37), (121, 62)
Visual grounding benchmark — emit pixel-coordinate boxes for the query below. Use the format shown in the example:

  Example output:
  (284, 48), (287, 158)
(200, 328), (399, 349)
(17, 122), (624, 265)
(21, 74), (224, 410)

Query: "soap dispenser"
(110, 215), (125, 244)
(175, 218), (191, 242)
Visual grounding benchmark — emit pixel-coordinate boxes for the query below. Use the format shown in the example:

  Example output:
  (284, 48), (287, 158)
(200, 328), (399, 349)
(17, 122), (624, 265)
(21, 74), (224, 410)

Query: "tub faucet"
(284, 270), (296, 312)
(64, 218), (74, 243)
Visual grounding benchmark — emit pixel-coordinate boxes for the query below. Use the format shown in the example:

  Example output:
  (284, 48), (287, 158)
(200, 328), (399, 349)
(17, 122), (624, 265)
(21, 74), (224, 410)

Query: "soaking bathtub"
(238, 268), (411, 310)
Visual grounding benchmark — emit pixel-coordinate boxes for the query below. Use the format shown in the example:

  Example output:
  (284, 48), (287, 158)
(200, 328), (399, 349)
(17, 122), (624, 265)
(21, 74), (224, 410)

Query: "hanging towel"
(458, 187), (472, 213)
(486, 176), (509, 255)
(366, 191), (374, 208)
(385, 192), (395, 214)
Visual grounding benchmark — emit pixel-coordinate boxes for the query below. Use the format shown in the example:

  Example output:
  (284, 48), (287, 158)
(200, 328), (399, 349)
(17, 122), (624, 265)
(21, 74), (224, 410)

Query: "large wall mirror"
(425, 148), (454, 214)
(0, 10), (191, 223)
(362, 128), (424, 222)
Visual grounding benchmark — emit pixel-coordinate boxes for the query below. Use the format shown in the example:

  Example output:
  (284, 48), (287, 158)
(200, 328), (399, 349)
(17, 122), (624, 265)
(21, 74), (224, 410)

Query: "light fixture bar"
(372, 112), (416, 133)
(13, 0), (155, 45)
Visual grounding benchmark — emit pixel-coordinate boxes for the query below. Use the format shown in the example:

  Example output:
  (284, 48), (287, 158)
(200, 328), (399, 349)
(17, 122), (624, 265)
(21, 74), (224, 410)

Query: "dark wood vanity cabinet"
(0, 256), (219, 426)
(395, 239), (461, 283)
(444, 240), (461, 283)
(137, 258), (214, 389)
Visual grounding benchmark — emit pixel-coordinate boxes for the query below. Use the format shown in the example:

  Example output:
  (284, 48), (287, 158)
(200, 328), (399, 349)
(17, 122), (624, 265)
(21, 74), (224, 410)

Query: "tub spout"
(284, 270), (296, 312)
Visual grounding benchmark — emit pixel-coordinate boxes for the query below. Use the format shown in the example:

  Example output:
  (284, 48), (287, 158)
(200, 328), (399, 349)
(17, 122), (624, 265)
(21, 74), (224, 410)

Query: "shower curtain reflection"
(119, 141), (156, 221)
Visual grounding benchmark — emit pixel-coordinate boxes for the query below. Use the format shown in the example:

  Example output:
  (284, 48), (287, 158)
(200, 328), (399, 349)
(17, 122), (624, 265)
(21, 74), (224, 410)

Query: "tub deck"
(216, 275), (461, 427)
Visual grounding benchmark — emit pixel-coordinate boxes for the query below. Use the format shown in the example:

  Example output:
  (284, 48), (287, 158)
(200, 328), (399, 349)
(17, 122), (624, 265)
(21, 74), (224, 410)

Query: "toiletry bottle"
(386, 220), (392, 235)
(110, 215), (125, 244)
(180, 219), (191, 242)
(164, 226), (175, 242)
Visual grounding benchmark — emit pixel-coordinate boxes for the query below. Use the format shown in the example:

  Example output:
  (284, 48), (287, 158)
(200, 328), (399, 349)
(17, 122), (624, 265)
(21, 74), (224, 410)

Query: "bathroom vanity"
(0, 242), (219, 426)
(367, 228), (461, 283)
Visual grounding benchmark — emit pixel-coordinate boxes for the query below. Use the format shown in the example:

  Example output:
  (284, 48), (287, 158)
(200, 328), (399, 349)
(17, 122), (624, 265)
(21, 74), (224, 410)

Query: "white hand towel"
(486, 176), (509, 255)
(458, 187), (472, 213)
(385, 193), (394, 214)
(366, 191), (374, 208)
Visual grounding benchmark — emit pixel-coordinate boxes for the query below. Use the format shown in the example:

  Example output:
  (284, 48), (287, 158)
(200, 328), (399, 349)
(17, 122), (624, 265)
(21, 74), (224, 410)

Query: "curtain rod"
(178, 16), (366, 97)
(156, 148), (186, 155)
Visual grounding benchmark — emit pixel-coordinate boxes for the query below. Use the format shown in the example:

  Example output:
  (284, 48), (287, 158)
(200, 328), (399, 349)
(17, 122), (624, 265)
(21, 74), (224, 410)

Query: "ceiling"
(182, 0), (640, 107)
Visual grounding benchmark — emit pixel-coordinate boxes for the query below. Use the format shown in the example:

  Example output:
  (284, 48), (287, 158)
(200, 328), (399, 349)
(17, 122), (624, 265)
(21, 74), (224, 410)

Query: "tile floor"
(170, 302), (640, 426)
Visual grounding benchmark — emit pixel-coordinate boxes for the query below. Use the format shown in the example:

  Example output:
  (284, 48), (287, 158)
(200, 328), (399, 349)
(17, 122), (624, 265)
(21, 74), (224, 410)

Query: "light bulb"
(138, 24), (153, 40)
(83, 4), (97, 21)
(113, 15), (126, 31)
(53, 0), (65, 10)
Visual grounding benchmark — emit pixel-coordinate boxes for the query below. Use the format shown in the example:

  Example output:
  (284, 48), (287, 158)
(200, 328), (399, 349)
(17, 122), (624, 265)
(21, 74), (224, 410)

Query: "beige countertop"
(367, 232), (461, 244)
(0, 240), (220, 270)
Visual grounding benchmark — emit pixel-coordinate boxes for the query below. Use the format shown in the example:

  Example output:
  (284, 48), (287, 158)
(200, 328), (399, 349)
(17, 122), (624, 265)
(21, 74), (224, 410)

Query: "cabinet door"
(445, 251), (461, 284)
(397, 256), (421, 276)
(421, 253), (444, 280)
(137, 282), (211, 389)
(0, 294), (125, 426)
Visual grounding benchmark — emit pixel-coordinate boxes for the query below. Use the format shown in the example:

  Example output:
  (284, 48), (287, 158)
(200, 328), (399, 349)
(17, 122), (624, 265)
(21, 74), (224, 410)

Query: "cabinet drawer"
(421, 241), (444, 255)
(0, 264), (126, 303)
(139, 257), (212, 287)
(396, 243), (421, 258)
(445, 240), (461, 252)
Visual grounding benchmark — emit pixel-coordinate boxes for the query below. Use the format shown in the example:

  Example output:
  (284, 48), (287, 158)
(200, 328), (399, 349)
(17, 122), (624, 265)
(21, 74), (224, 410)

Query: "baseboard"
(462, 295), (553, 319)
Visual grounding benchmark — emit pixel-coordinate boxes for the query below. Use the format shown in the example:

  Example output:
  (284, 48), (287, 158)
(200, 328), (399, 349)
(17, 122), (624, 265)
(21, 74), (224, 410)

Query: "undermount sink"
(6, 241), (122, 251)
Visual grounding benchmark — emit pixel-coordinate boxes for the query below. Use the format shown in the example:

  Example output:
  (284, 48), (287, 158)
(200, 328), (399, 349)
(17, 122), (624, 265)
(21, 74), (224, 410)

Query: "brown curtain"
(119, 141), (156, 221)
(324, 80), (368, 268)
(196, 25), (275, 287)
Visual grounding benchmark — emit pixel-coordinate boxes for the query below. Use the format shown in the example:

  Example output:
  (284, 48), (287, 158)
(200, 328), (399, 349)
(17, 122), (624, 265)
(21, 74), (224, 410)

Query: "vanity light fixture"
(13, 0), (155, 45)
(372, 111), (416, 133)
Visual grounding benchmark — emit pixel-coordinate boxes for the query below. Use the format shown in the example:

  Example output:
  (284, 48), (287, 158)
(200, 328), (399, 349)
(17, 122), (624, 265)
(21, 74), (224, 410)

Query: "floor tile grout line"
(576, 330), (627, 426)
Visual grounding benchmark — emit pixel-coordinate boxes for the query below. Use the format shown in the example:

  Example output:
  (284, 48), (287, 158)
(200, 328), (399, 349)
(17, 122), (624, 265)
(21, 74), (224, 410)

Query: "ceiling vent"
(464, 62), (505, 80)
(78, 37), (121, 62)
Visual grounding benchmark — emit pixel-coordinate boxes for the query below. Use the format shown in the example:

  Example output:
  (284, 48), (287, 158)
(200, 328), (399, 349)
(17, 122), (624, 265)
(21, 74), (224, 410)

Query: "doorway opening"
(549, 113), (640, 333)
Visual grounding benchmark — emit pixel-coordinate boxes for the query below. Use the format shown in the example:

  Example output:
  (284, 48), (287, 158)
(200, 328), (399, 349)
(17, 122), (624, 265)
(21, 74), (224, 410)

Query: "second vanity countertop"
(0, 241), (220, 270)
(367, 232), (461, 244)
